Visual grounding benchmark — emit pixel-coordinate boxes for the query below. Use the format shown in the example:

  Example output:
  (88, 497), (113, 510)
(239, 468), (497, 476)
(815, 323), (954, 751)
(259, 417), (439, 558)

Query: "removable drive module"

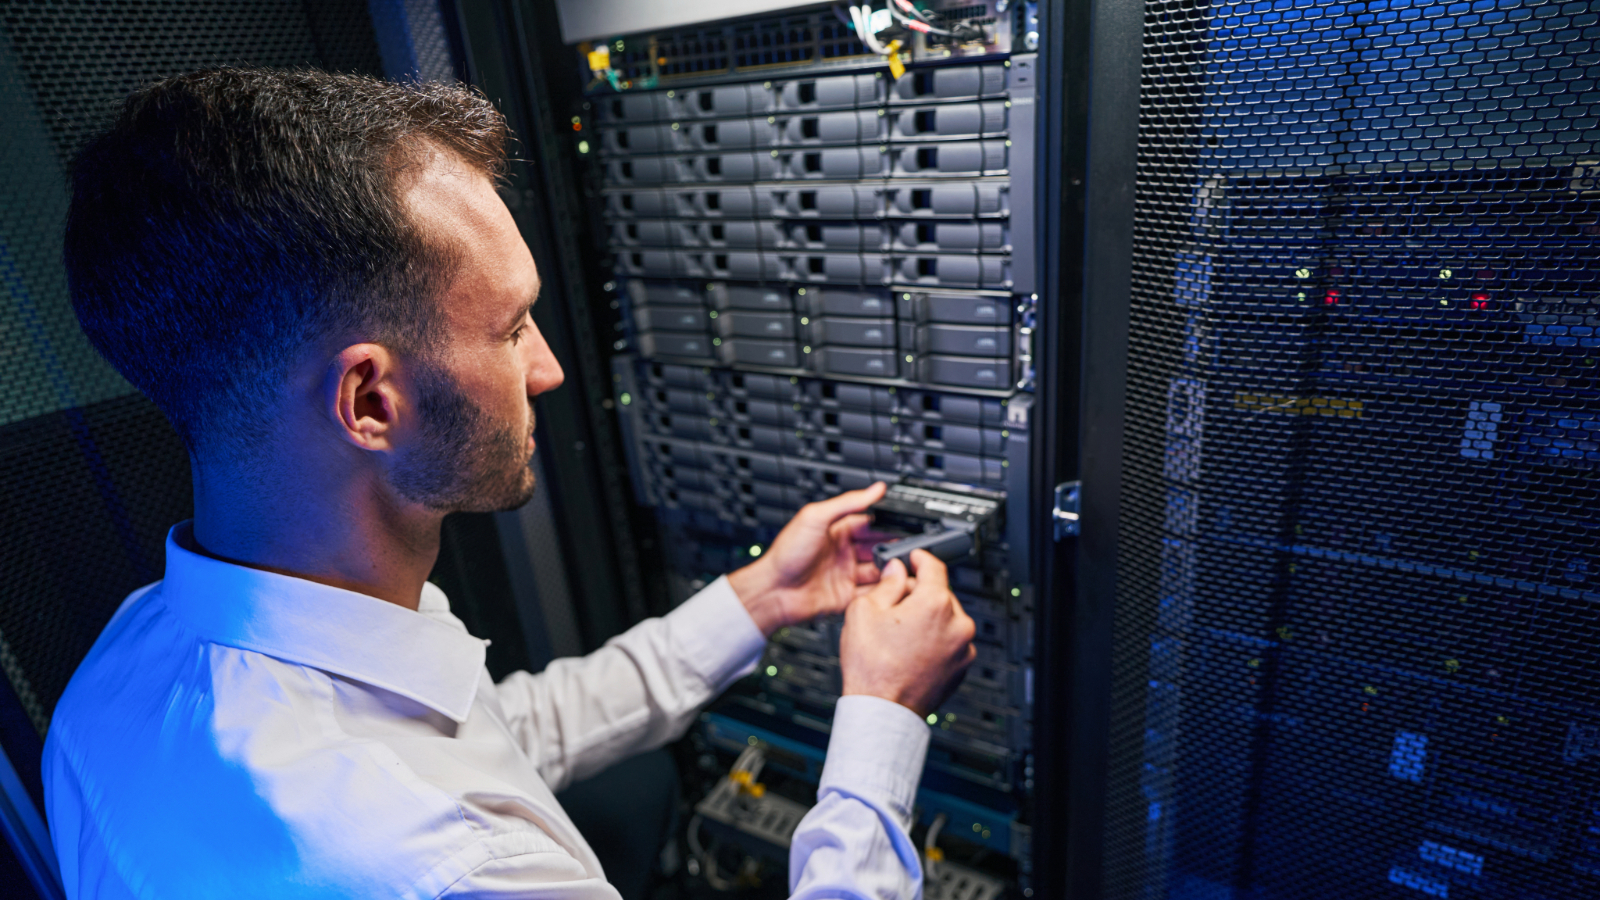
(869, 480), (1004, 571)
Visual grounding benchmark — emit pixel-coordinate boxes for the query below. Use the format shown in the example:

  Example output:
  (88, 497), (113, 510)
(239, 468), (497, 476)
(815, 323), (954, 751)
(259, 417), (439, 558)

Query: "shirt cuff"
(667, 575), (768, 692)
(819, 695), (930, 832)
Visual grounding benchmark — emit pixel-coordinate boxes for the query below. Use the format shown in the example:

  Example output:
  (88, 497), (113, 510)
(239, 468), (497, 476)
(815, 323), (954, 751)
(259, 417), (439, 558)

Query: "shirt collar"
(159, 522), (486, 723)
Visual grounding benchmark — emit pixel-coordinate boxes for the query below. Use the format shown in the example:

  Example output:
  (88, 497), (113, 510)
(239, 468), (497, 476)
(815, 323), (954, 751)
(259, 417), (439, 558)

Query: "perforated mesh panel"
(0, 0), (382, 741)
(1106, 2), (1600, 899)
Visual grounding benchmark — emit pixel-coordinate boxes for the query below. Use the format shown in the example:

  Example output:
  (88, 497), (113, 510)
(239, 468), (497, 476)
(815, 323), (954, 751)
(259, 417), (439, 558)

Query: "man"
(45, 69), (976, 898)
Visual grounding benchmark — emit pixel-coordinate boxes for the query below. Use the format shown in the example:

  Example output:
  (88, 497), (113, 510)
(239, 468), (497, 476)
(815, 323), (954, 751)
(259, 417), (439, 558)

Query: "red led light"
(1470, 293), (1490, 310)
(1323, 289), (1340, 305)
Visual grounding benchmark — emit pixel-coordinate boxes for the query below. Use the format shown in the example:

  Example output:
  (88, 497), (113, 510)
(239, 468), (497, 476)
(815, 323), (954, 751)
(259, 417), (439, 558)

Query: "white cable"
(851, 4), (889, 55)
(888, 4), (963, 37)
(891, 0), (934, 26)
(687, 814), (739, 891)
(731, 745), (757, 773)
(924, 812), (948, 884)
(850, 6), (876, 54)
(892, 0), (932, 22)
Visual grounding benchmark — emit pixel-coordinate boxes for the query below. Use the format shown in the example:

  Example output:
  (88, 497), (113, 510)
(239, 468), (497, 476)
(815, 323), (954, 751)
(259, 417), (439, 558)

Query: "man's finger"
(803, 481), (887, 527)
(907, 548), (948, 586)
(842, 512), (884, 538)
(830, 512), (874, 544)
(866, 557), (909, 607)
(953, 606), (977, 645)
(853, 560), (882, 585)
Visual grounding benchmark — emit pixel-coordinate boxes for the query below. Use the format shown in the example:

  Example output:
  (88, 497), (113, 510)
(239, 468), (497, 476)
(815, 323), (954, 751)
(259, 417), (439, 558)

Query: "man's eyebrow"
(504, 288), (539, 333)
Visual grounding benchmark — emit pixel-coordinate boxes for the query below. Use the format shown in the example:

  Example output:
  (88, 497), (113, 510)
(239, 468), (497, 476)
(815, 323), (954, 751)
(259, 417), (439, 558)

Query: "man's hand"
(727, 482), (888, 636)
(838, 550), (976, 717)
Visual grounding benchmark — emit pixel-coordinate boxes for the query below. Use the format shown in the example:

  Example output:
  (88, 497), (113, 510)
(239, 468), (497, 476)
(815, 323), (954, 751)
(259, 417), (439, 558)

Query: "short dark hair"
(64, 68), (508, 458)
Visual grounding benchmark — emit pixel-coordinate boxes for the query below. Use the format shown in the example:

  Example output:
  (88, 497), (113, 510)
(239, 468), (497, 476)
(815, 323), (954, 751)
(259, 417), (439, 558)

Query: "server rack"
(1093, 2), (1600, 900)
(526, 2), (1062, 896)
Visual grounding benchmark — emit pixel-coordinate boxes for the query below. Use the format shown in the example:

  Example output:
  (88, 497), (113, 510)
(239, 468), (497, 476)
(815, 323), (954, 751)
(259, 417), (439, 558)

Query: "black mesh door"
(0, 0), (384, 817)
(1105, 2), (1600, 899)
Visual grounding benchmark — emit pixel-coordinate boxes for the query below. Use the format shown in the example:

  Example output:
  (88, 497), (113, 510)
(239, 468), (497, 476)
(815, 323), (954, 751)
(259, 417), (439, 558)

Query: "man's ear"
(327, 344), (403, 452)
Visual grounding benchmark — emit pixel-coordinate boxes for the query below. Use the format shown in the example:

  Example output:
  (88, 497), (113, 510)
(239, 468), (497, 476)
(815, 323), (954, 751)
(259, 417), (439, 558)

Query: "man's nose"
(526, 324), (565, 397)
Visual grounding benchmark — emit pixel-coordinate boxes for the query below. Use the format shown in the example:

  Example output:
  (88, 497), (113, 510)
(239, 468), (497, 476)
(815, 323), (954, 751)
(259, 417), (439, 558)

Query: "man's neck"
(187, 456), (443, 611)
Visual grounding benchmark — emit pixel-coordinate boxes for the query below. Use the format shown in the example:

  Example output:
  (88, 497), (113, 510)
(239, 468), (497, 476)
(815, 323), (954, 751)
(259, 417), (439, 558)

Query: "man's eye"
(511, 326), (526, 344)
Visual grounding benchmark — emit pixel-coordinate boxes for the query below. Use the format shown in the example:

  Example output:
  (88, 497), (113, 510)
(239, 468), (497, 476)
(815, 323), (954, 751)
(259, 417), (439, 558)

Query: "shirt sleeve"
(492, 576), (768, 793)
(789, 695), (930, 900)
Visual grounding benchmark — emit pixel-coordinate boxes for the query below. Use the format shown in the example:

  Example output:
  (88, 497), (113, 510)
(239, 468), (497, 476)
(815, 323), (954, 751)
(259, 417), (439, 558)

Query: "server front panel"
(577, 3), (1040, 895)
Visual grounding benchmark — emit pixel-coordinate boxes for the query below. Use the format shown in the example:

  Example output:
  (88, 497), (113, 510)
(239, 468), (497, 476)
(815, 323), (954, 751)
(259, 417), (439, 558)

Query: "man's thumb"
(869, 558), (908, 606)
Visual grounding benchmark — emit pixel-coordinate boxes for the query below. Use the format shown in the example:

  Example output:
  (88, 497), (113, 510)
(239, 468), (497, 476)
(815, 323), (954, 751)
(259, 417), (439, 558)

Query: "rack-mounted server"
(577, 1), (1043, 893)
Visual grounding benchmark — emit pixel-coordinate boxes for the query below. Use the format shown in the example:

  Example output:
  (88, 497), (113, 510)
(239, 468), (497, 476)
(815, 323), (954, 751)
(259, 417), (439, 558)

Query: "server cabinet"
(1083, 2), (1600, 900)
(597, 9), (1048, 900)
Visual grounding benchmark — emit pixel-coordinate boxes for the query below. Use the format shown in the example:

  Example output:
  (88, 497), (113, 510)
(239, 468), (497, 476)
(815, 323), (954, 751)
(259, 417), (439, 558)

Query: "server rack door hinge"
(1052, 481), (1081, 539)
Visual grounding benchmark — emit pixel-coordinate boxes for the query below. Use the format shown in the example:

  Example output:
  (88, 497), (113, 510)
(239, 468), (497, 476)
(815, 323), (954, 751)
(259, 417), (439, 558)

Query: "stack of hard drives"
(589, 9), (1038, 890)
(597, 58), (1034, 394)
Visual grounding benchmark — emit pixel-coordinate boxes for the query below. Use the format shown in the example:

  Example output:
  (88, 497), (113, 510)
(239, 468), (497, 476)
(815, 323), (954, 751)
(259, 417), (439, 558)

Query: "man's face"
(388, 151), (564, 512)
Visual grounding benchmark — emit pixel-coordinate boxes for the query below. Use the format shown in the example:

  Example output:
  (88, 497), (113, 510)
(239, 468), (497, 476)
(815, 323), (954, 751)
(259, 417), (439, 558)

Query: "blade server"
(578, 2), (1040, 893)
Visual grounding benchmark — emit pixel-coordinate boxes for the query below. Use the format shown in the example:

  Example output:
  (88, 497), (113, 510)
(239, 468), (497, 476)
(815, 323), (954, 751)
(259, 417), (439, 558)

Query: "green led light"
(766, 665), (778, 677)
(750, 544), (763, 557)
(619, 392), (632, 405)
(926, 713), (938, 725)
(577, 140), (590, 154)
(1011, 587), (1021, 597)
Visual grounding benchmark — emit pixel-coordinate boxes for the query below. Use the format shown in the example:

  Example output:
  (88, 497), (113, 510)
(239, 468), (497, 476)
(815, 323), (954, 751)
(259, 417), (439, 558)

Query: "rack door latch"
(1053, 481), (1081, 540)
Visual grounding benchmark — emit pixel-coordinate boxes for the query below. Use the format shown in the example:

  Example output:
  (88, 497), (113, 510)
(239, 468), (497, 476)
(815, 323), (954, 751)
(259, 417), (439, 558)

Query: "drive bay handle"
(872, 527), (975, 572)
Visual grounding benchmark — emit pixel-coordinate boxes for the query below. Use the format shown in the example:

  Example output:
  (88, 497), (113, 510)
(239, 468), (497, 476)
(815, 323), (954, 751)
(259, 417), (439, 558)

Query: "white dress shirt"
(43, 523), (930, 898)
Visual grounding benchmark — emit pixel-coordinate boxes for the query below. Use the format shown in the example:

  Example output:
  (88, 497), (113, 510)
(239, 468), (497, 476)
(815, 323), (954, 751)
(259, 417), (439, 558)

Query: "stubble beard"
(388, 361), (537, 513)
